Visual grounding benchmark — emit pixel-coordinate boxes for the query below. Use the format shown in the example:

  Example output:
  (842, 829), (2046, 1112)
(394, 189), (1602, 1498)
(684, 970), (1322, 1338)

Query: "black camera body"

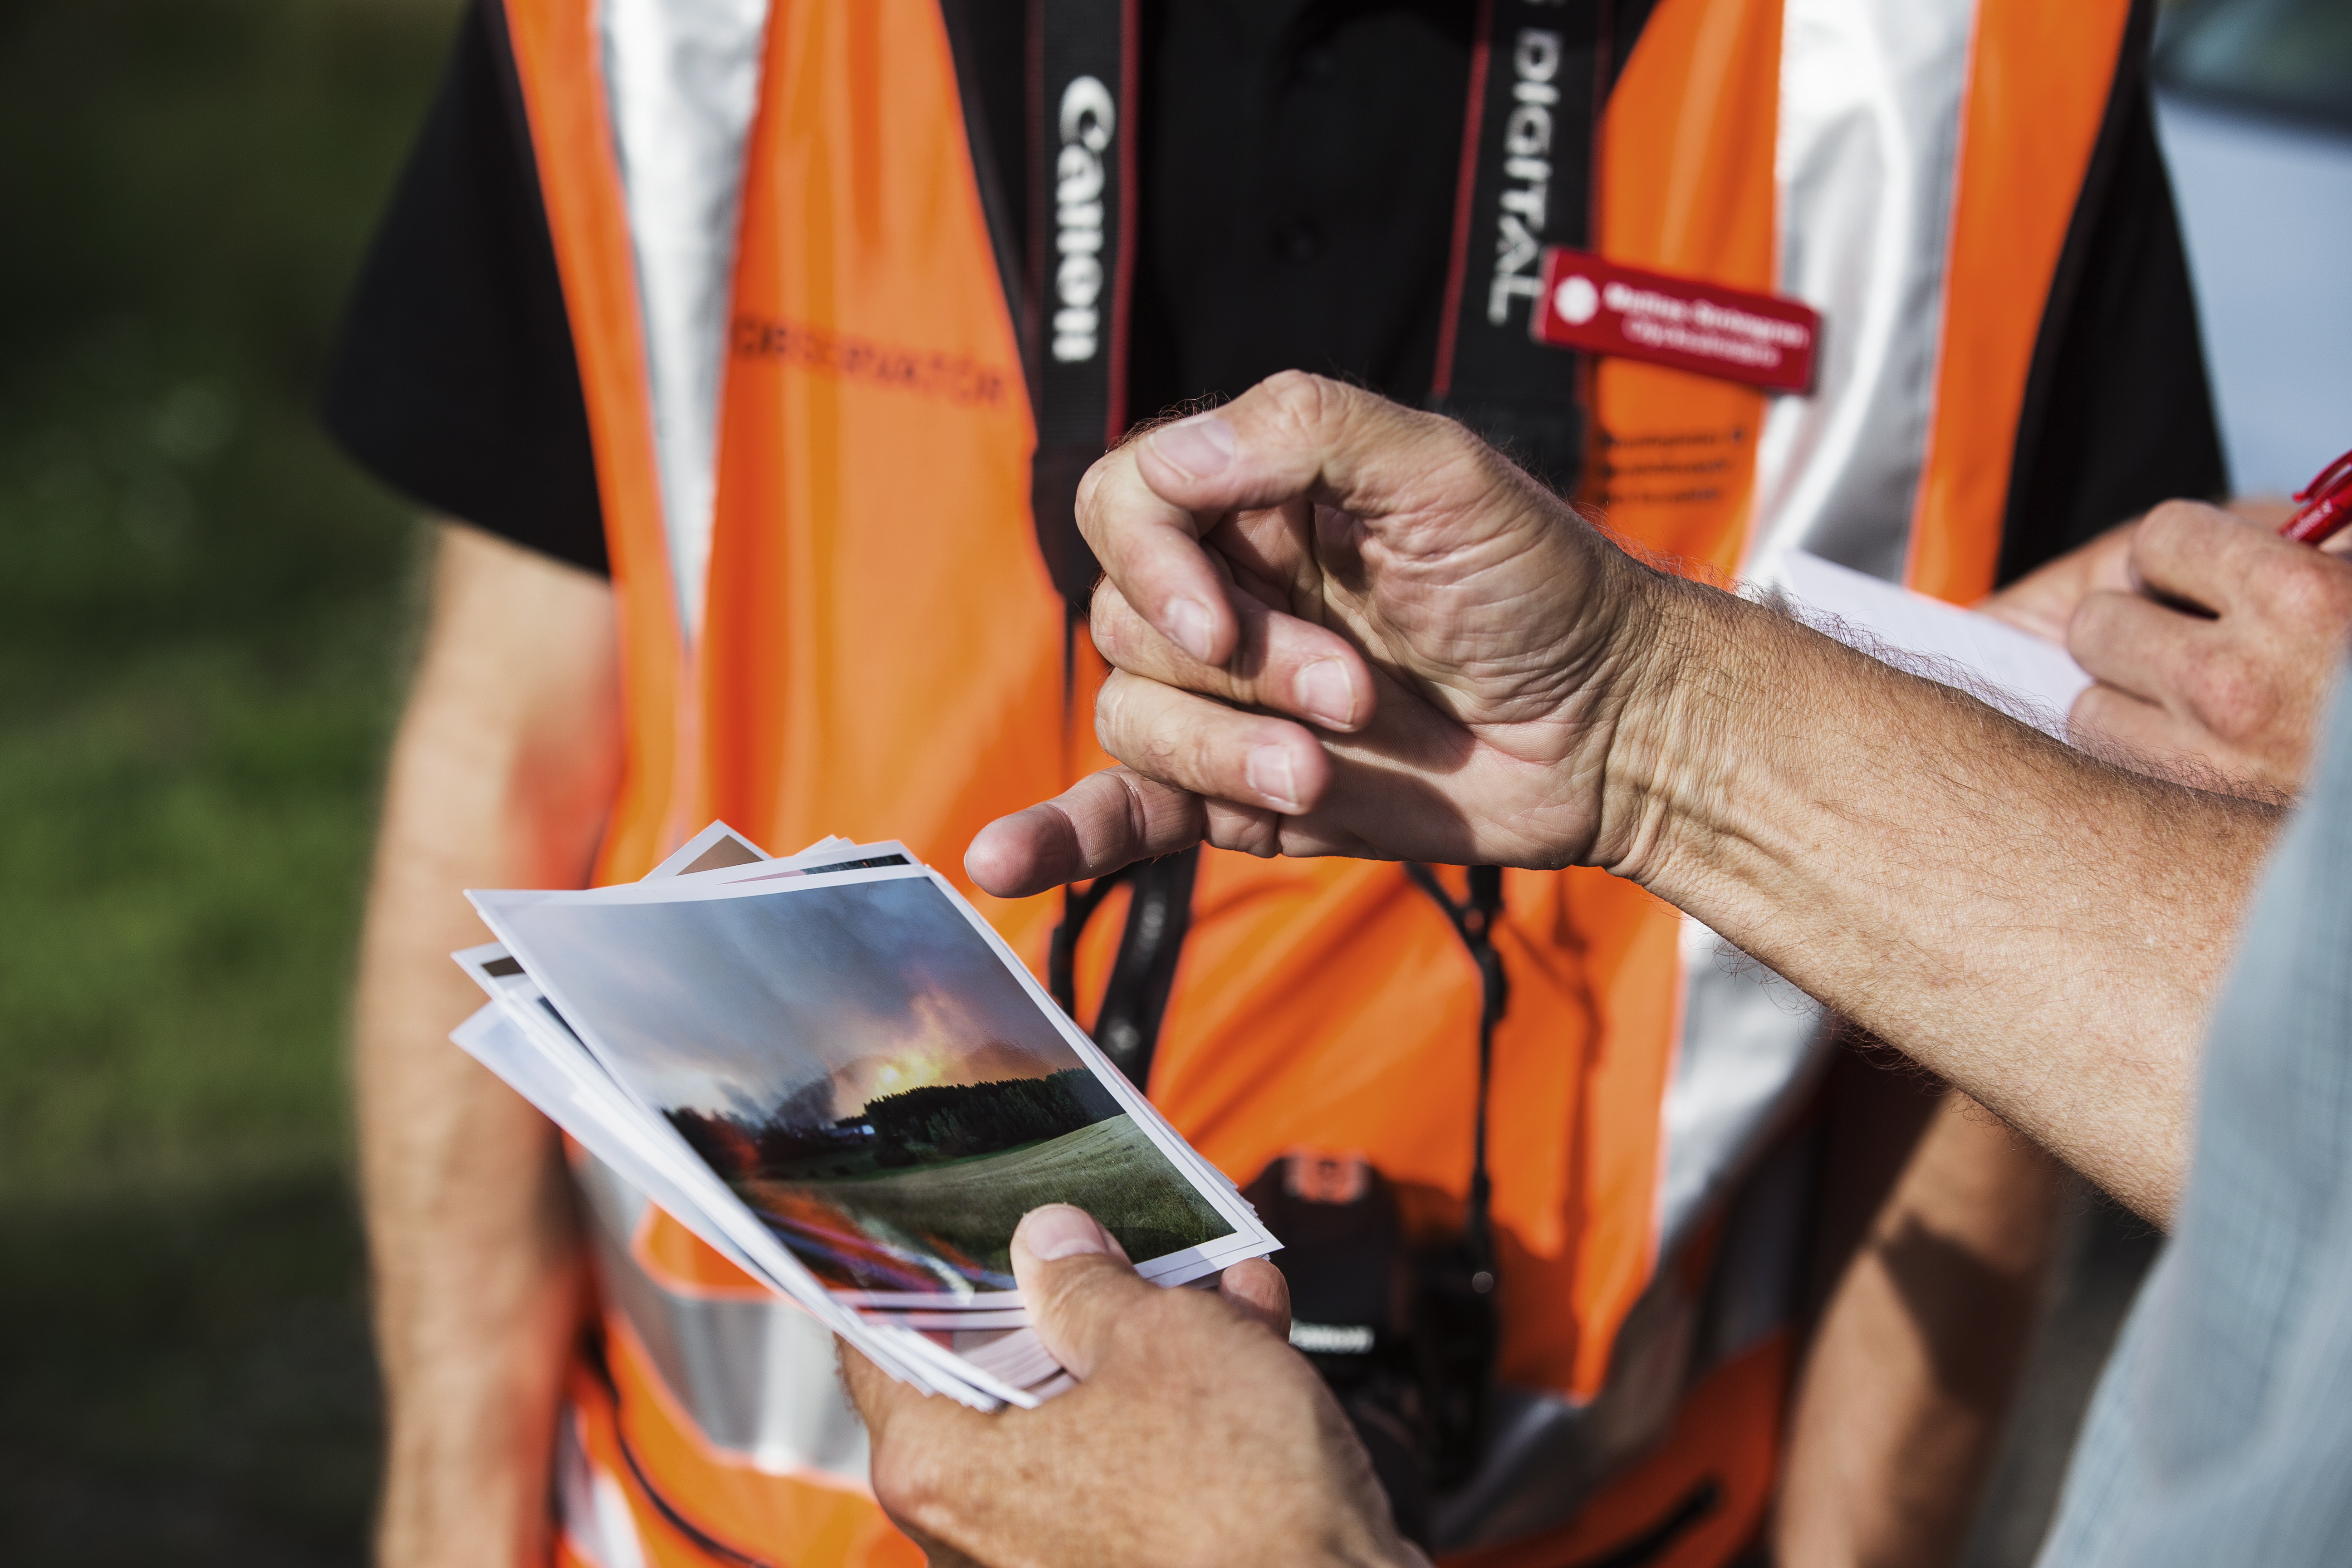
(1057, 859), (1508, 1546)
(1244, 1151), (1498, 1547)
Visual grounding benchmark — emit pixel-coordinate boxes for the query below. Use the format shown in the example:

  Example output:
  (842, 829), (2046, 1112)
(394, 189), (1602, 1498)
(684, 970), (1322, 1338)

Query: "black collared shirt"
(323, 0), (2220, 581)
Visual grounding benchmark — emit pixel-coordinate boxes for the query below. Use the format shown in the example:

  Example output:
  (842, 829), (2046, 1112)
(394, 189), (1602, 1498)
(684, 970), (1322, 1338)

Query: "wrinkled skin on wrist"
(967, 372), (1689, 897)
(960, 376), (2274, 1226)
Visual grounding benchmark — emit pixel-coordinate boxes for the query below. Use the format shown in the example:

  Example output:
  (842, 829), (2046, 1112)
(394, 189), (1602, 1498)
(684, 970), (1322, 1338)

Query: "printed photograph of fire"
(493, 873), (1233, 1293)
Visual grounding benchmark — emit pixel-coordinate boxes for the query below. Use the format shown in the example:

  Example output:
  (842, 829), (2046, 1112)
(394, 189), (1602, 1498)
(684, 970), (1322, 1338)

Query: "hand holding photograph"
(450, 825), (1274, 1410)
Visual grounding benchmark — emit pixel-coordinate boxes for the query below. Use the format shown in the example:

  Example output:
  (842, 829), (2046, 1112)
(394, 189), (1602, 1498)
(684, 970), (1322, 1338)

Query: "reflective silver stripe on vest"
(575, 1153), (870, 1483)
(1438, 2), (1986, 1548)
(1746, 0), (1979, 588)
(598, 0), (773, 637)
(557, 1402), (652, 1568)
(569, 0), (1996, 1539)
(1654, 923), (1835, 1266)
(1655, 0), (1981, 1265)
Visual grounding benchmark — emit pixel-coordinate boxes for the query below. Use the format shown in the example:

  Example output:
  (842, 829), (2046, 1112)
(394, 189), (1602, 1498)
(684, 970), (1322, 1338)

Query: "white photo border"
(467, 862), (1276, 1306)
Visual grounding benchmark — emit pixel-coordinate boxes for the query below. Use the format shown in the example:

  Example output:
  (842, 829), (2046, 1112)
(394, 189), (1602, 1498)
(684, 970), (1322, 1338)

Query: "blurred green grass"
(0, 0), (455, 1200)
(0, 0), (461, 1558)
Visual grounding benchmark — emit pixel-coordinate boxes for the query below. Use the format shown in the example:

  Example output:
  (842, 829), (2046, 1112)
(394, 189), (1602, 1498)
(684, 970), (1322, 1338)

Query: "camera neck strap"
(1014, 0), (1186, 1091)
(1024, 0), (1140, 613)
(1405, 864), (1509, 1283)
(1426, 0), (1612, 493)
(990, 0), (1624, 620)
(996, 6), (1618, 1100)
(1048, 848), (1200, 1088)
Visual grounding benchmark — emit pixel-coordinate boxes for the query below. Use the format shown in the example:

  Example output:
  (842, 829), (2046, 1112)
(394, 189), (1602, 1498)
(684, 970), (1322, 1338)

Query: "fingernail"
(1018, 1205), (1113, 1262)
(1147, 414), (1237, 479)
(1166, 598), (1216, 663)
(1296, 659), (1356, 729)
(1246, 745), (1301, 812)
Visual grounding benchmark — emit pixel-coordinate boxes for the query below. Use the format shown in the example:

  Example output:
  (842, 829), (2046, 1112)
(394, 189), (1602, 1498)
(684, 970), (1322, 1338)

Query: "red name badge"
(1530, 247), (1821, 395)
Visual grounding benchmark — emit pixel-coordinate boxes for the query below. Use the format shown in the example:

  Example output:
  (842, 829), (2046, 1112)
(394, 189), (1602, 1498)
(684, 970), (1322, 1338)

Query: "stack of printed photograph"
(450, 822), (1278, 1411)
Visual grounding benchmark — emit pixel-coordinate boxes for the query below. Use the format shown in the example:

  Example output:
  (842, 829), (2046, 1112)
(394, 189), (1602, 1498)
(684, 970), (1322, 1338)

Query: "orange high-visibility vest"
(493, 1), (2142, 1564)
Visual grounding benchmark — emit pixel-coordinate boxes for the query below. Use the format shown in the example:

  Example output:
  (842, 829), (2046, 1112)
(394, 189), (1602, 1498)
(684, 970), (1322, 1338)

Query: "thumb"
(1133, 371), (1477, 523)
(1010, 1205), (1148, 1381)
(964, 769), (1209, 899)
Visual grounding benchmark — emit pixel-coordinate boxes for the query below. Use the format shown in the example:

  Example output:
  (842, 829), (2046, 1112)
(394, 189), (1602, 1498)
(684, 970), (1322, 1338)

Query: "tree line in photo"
(670, 1066), (1124, 1181)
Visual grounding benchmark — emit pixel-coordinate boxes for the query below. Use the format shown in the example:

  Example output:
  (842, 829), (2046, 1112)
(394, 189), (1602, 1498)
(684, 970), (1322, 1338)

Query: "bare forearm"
(356, 524), (622, 1568)
(356, 819), (584, 1568)
(1612, 583), (2276, 1221)
(989, 381), (2268, 1217)
(1778, 1091), (2061, 1567)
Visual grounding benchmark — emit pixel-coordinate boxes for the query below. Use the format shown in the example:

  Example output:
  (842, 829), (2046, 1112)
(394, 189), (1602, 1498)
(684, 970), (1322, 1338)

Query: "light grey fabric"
(1666, 0), (1982, 1273)
(2038, 668), (2352, 1565)
(1747, 0), (1976, 591)
(599, 0), (772, 639)
(1652, 919), (1830, 1262)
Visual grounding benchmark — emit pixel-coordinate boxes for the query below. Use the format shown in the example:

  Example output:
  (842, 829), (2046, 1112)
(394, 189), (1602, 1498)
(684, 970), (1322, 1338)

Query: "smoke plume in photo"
(496, 876), (1081, 1123)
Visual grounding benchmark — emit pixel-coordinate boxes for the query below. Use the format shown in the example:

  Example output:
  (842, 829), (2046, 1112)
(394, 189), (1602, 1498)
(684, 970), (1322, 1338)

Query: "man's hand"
(1979, 500), (2352, 795)
(964, 374), (2280, 1222)
(966, 372), (1679, 896)
(2066, 501), (2352, 794)
(1977, 521), (2137, 646)
(846, 1205), (1427, 1568)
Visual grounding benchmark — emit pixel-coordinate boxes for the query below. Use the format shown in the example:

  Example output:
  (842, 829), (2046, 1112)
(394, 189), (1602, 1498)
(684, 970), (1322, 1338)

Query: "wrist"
(377, 1359), (567, 1568)
(1583, 566), (1754, 887)
(372, 1233), (583, 1568)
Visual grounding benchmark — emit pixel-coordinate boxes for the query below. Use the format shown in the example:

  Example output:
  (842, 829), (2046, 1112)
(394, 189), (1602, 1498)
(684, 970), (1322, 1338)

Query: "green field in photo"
(744, 1113), (1233, 1280)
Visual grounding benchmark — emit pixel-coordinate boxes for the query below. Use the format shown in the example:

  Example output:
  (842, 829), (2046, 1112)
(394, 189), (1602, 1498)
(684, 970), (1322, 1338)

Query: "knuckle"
(1234, 812), (1285, 857)
(2188, 652), (2266, 730)
(2066, 595), (2117, 658)
(1258, 369), (1338, 442)
(1071, 451), (1127, 539)
(1258, 367), (1325, 409)
(1131, 717), (1187, 780)
(1110, 767), (1156, 846)
(2139, 498), (2222, 557)
(2140, 498), (2207, 539)
(1073, 455), (1107, 514)
(866, 1436), (941, 1522)
(1093, 680), (1151, 766)
(1088, 588), (1138, 664)
(2253, 559), (2341, 626)
(1093, 674), (1128, 733)
(2131, 502), (2225, 589)
(1203, 800), (1280, 857)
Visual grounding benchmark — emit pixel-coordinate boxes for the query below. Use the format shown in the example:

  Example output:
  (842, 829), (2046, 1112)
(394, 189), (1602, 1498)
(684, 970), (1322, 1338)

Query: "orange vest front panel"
(497, 0), (2134, 1563)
